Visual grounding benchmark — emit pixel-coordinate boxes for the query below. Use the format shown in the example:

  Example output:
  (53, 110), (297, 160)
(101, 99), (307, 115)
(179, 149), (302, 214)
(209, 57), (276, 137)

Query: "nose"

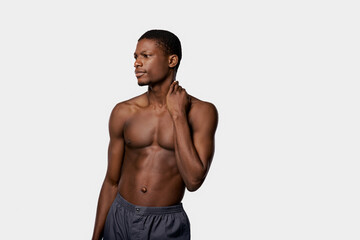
(134, 59), (142, 68)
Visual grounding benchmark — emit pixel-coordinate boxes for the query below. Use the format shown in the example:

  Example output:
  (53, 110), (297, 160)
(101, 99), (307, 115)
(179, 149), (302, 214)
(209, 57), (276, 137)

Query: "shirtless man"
(92, 30), (218, 240)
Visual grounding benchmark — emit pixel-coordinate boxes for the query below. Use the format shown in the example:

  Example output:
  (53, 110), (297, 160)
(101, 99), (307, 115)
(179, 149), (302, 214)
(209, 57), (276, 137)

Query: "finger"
(168, 81), (177, 95)
(174, 82), (180, 92)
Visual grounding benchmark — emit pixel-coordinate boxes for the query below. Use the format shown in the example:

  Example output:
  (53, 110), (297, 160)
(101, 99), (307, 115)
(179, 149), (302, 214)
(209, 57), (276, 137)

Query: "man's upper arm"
(105, 103), (128, 186)
(191, 102), (218, 172)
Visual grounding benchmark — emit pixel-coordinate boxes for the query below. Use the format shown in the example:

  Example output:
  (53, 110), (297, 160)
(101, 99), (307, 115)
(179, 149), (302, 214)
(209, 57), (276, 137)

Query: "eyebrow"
(134, 50), (151, 56)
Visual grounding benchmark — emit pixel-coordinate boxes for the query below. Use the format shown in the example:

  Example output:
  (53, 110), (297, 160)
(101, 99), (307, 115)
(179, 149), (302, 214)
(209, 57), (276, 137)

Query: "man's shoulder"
(189, 95), (217, 115)
(113, 93), (147, 111)
(189, 95), (218, 126)
(110, 93), (148, 118)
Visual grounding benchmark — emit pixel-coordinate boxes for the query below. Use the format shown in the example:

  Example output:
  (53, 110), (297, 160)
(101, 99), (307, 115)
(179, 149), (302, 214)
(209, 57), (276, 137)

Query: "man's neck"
(146, 75), (175, 107)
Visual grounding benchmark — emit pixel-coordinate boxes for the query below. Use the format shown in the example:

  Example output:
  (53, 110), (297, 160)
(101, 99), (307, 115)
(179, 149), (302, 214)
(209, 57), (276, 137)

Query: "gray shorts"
(104, 193), (191, 240)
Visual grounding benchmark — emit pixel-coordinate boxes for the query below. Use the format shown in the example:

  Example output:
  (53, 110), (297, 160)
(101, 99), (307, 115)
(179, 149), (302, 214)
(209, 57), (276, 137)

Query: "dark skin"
(92, 39), (218, 240)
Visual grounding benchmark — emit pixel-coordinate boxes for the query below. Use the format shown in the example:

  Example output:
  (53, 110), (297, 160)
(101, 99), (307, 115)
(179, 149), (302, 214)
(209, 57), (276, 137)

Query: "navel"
(141, 186), (147, 193)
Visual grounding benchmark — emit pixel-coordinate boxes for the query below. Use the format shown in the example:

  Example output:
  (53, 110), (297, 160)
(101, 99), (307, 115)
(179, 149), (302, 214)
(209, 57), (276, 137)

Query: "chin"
(137, 80), (149, 86)
(137, 76), (153, 86)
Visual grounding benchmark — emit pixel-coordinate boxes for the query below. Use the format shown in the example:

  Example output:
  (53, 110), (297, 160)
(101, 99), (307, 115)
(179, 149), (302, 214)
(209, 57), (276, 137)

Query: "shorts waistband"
(115, 193), (184, 215)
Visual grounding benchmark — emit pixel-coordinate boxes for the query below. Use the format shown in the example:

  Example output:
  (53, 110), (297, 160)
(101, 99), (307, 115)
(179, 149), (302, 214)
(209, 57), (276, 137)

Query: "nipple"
(141, 187), (147, 193)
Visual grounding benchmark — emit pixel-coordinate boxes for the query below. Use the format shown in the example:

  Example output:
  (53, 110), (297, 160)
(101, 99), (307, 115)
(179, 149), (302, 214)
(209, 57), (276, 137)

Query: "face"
(134, 39), (170, 86)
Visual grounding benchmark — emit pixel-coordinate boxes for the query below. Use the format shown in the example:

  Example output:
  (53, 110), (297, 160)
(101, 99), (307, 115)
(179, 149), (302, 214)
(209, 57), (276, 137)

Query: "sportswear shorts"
(104, 193), (191, 240)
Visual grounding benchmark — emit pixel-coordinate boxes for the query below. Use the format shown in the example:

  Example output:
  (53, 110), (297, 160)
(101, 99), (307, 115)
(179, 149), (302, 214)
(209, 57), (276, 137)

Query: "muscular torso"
(117, 94), (194, 206)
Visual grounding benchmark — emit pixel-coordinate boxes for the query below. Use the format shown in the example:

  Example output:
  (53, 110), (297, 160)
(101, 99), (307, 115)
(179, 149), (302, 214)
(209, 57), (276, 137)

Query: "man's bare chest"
(123, 109), (175, 150)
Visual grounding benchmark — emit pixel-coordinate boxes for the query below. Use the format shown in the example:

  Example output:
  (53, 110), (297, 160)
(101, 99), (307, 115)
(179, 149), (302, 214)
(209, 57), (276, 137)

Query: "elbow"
(104, 176), (119, 189)
(185, 166), (209, 192)
(186, 185), (201, 192)
(185, 178), (204, 192)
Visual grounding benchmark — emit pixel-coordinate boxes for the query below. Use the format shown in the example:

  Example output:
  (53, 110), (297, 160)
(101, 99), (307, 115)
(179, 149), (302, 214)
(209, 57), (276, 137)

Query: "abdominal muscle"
(118, 146), (186, 207)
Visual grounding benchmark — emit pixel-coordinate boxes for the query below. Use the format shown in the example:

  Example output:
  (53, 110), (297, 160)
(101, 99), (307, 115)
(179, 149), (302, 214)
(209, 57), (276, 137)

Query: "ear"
(168, 54), (179, 68)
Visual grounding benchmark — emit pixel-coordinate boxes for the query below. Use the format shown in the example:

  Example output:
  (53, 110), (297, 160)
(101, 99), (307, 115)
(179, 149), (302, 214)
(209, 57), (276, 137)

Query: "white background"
(1, 1), (359, 239)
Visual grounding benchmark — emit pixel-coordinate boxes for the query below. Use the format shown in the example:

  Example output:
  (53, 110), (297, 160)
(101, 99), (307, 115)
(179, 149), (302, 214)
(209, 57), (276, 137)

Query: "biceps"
(105, 137), (125, 185)
(193, 132), (215, 167)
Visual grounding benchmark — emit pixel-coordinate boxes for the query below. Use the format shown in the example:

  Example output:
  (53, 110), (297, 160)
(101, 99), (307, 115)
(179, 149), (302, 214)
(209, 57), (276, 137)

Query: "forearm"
(173, 114), (206, 191)
(92, 180), (118, 240)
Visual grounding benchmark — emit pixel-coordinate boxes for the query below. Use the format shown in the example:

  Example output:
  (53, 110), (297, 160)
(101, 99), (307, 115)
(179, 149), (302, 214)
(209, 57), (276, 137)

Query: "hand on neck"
(147, 74), (176, 106)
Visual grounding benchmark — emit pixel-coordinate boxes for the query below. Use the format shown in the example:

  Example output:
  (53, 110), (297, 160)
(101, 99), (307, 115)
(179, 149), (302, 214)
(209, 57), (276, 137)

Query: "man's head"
(138, 30), (182, 71)
(134, 30), (182, 86)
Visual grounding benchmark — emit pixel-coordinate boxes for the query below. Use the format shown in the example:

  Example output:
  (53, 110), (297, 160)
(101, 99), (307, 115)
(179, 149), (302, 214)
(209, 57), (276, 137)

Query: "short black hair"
(139, 29), (182, 71)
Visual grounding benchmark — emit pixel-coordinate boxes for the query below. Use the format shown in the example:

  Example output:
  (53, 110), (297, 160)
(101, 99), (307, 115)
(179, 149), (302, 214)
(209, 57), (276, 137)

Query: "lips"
(135, 70), (146, 78)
